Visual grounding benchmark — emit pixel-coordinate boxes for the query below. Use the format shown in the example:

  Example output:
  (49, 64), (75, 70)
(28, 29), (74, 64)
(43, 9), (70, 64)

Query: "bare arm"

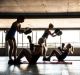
(49, 31), (57, 37)
(17, 25), (24, 33)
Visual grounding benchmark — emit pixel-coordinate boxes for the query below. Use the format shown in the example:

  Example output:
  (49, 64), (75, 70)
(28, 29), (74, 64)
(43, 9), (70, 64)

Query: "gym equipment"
(54, 28), (60, 33)
(57, 31), (62, 36)
(54, 28), (62, 36)
(22, 61), (72, 64)
(24, 28), (32, 35)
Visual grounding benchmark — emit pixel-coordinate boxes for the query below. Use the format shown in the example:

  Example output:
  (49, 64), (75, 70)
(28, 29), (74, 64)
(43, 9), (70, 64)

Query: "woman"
(38, 23), (57, 60)
(45, 43), (74, 62)
(14, 36), (43, 64)
(6, 16), (25, 64)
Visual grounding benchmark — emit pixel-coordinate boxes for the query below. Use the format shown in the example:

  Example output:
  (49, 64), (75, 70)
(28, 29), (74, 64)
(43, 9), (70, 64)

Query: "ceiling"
(0, 0), (80, 13)
(0, 0), (80, 28)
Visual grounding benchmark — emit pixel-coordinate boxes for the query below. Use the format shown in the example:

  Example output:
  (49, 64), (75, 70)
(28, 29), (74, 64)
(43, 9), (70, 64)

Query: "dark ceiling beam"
(0, 12), (80, 18)
(0, 28), (80, 30)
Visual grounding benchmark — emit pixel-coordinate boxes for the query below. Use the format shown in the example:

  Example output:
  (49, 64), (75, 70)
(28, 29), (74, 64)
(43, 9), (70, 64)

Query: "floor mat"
(22, 61), (72, 64)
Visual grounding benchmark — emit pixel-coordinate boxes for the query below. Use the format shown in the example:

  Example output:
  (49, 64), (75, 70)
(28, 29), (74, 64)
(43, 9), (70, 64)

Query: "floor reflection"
(0, 57), (80, 75)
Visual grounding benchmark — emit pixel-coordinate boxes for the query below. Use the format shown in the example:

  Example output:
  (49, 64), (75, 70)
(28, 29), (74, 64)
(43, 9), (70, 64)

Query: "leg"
(43, 46), (46, 58)
(17, 49), (32, 63)
(30, 55), (40, 64)
(13, 38), (17, 59)
(43, 39), (47, 58)
(44, 50), (55, 61)
(42, 39), (47, 60)
(47, 50), (55, 59)
(54, 50), (63, 61)
(7, 40), (14, 64)
(8, 40), (14, 60)
(47, 49), (63, 61)
(55, 50), (68, 61)
(61, 51), (68, 60)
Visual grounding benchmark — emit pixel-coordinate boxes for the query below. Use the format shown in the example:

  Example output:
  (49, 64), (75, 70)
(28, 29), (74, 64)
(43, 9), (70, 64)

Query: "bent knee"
(22, 49), (31, 54)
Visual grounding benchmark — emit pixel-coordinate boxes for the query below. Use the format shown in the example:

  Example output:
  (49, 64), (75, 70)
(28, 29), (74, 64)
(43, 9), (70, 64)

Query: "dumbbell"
(54, 28), (60, 33)
(57, 31), (62, 36)
(24, 28), (32, 35)
(54, 28), (62, 36)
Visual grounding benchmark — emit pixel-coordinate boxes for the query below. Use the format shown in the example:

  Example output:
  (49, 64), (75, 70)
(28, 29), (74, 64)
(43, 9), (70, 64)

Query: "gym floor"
(0, 56), (80, 75)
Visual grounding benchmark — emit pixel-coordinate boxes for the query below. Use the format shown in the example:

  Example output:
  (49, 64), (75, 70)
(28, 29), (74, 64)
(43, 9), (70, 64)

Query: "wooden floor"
(0, 56), (80, 75)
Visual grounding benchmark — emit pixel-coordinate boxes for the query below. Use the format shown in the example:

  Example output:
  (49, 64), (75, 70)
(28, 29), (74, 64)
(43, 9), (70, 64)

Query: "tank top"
(6, 22), (18, 37)
(42, 29), (49, 38)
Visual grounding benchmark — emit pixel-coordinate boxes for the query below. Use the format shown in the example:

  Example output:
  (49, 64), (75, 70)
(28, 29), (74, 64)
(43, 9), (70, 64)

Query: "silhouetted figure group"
(5, 16), (32, 64)
(5, 16), (74, 65)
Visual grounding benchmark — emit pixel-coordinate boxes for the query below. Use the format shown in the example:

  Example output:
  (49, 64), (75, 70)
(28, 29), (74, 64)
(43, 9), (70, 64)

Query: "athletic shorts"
(38, 37), (46, 44)
(5, 35), (15, 41)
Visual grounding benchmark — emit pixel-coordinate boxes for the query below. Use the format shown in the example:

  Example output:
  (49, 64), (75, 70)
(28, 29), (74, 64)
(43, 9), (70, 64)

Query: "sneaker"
(29, 62), (36, 65)
(8, 59), (14, 65)
(43, 57), (50, 61)
(14, 59), (23, 65)
(58, 59), (64, 62)
(46, 57), (50, 61)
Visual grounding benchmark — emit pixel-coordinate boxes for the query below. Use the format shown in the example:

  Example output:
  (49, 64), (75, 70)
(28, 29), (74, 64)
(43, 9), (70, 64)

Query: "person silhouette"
(38, 23), (57, 61)
(45, 43), (74, 62)
(14, 36), (43, 64)
(5, 16), (25, 64)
